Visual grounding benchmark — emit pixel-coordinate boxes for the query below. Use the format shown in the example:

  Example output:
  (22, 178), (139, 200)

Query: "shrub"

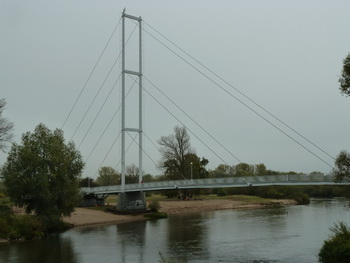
(8, 215), (44, 240)
(0, 195), (11, 218)
(216, 188), (226, 196)
(318, 222), (350, 263)
(148, 199), (161, 212)
(292, 192), (310, 205)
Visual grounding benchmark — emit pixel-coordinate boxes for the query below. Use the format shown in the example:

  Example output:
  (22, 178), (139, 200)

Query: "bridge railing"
(81, 174), (337, 195)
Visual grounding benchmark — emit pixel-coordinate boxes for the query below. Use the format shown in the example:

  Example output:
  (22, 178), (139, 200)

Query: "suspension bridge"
(69, 10), (339, 210)
(80, 174), (348, 209)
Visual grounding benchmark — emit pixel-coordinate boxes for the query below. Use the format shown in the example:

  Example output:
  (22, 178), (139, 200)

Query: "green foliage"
(0, 215), (44, 240)
(0, 181), (7, 195)
(339, 54), (350, 97)
(144, 211), (168, 220)
(216, 188), (227, 196)
(158, 126), (208, 181)
(255, 163), (267, 175)
(0, 195), (11, 218)
(126, 163), (140, 184)
(318, 222), (350, 263)
(142, 174), (156, 182)
(2, 124), (84, 229)
(225, 185), (310, 204)
(148, 199), (161, 212)
(80, 177), (98, 188)
(333, 150), (350, 182)
(96, 166), (120, 186)
(235, 163), (254, 176)
(209, 164), (235, 178)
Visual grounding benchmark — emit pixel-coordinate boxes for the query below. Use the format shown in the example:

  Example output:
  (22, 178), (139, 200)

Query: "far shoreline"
(63, 197), (297, 228)
(0, 197), (297, 242)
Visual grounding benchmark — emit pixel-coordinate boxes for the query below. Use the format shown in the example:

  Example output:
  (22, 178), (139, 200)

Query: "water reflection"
(2, 199), (350, 263)
(166, 213), (210, 261)
(116, 220), (147, 263)
(0, 235), (78, 263)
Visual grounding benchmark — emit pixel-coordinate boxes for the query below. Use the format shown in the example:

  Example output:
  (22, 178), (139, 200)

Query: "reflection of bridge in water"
(81, 174), (347, 196)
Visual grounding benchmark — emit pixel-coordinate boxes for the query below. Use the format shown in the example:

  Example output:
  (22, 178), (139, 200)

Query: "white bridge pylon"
(121, 10), (143, 192)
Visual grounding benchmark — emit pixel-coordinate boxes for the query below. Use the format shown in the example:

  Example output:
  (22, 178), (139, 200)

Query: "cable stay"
(68, 21), (139, 143)
(62, 16), (122, 130)
(143, 19), (335, 162)
(129, 131), (188, 181)
(113, 132), (139, 172)
(84, 75), (139, 163)
(140, 21), (334, 169)
(77, 73), (121, 150)
(144, 75), (241, 164)
(127, 74), (231, 167)
(93, 131), (121, 178)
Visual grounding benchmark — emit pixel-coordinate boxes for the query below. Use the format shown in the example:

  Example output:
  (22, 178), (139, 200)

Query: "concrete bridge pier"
(117, 191), (147, 211)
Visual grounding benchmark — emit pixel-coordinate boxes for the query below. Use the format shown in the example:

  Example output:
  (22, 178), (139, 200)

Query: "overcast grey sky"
(1, 0), (350, 178)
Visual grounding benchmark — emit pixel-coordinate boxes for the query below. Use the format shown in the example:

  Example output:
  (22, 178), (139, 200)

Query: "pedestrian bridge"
(81, 174), (347, 195)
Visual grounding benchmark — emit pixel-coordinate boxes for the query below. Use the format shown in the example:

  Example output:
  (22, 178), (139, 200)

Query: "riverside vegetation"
(1, 183), (350, 241)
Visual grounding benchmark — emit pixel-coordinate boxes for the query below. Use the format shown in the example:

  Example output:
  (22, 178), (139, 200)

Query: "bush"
(9, 215), (45, 240)
(291, 192), (310, 205)
(318, 222), (350, 263)
(148, 199), (161, 212)
(0, 195), (11, 218)
(216, 188), (226, 196)
(0, 215), (45, 240)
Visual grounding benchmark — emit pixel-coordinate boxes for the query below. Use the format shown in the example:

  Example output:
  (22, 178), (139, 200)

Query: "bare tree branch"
(0, 99), (14, 152)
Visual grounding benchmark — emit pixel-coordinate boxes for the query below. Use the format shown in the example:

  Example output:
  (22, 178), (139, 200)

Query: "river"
(1, 198), (350, 263)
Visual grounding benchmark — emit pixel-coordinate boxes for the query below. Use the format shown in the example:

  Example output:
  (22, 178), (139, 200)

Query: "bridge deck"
(81, 174), (348, 195)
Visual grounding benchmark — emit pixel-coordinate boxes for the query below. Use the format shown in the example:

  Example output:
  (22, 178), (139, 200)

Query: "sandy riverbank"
(63, 198), (296, 227)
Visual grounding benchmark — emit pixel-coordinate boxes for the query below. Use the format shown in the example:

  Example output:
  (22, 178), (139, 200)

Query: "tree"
(126, 163), (139, 184)
(79, 177), (98, 188)
(209, 164), (235, 178)
(0, 99), (14, 152)
(96, 166), (120, 186)
(2, 124), (84, 229)
(318, 222), (350, 263)
(184, 153), (209, 180)
(158, 126), (194, 180)
(255, 163), (267, 175)
(142, 173), (155, 182)
(235, 163), (254, 176)
(339, 54), (350, 97)
(333, 150), (350, 182)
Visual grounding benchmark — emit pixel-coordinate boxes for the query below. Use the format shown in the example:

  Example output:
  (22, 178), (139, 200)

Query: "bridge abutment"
(117, 191), (147, 211)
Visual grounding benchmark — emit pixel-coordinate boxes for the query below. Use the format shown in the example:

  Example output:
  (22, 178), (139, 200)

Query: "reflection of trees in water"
(116, 220), (147, 263)
(166, 213), (210, 261)
(236, 207), (289, 225)
(0, 234), (78, 263)
(75, 224), (110, 235)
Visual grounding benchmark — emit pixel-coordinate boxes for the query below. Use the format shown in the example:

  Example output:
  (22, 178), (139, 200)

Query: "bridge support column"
(117, 191), (146, 211)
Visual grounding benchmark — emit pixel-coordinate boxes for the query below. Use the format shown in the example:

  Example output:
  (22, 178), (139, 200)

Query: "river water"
(1, 198), (350, 263)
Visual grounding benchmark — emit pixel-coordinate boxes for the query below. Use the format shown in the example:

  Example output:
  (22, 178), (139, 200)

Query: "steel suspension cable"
(84, 76), (139, 163)
(144, 20), (335, 162)
(144, 75), (241, 163)
(113, 132), (139, 172)
(70, 22), (139, 142)
(141, 24), (334, 169)
(93, 131), (121, 178)
(62, 17), (122, 129)
(78, 73), (122, 150)
(130, 75), (230, 167)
